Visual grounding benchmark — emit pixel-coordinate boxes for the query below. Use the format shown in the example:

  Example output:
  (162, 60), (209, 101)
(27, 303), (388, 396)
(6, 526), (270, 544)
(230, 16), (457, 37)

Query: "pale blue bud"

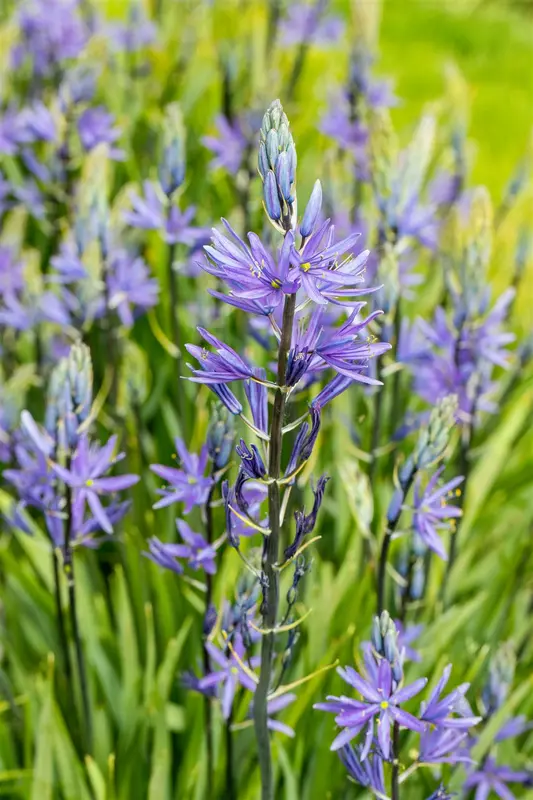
(266, 129), (279, 170)
(276, 152), (292, 203)
(258, 143), (269, 179)
(371, 616), (383, 653)
(264, 170), (282, 222)
(384, 629), (397, 664)
(300, 180), (322, 238)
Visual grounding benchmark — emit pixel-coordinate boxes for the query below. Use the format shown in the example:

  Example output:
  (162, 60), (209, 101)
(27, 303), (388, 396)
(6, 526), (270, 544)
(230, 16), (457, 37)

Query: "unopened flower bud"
(371, 616), (383, 653)
(264, 170), (282, 222)
(67, 342), (93, 425)
(207, 404), (235, 470)
(392, 659), (403, 684)
(378, 610), (391, 638)
(46, 342), (93, 451)
(300, 180), (322, 238)
(159, 103), (186, 197)
(482, 642), (516, 715)
(414, 395), (457, 469)
(258, 99), (297, 233)
(384, 628), (398, 664)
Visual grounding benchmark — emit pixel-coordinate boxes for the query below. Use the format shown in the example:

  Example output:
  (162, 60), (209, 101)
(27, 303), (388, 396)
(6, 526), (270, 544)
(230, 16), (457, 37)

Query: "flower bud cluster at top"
(371, 611), (403, 683)
(258, 99), (297, 233)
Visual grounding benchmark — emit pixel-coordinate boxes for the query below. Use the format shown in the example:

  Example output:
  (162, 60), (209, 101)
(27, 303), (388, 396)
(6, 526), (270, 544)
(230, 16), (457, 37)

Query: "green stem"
(203, 478), (216, 791)
(376, 467), (416, 616)
(253, 293), (296, 800)
(52, 548), (72, 686)
(225, 710), (235, 798)
(398, 552), (416, 623)
(441, 425), (472, 606)
(63, 473), (92, 754)
(439, 318), (472, 605)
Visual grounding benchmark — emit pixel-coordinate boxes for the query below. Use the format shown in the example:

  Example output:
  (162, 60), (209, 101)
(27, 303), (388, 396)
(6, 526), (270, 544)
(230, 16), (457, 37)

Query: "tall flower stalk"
(51, 545), (72, 691)
(252, 100), (299, 800)
(5, 342), (139, 753)
(123, 104), (208, 424)
(253, 292), (297, 797)
(62, 453), (92, 753)
(188, 98), (388, 800)
(376, 395), (457, 615)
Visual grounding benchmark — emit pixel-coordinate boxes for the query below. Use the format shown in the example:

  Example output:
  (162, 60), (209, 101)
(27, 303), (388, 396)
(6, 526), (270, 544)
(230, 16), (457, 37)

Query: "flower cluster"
(403, 190), (515, 426)
(315, 614), (481, 796)
(4, 343), (138, 548)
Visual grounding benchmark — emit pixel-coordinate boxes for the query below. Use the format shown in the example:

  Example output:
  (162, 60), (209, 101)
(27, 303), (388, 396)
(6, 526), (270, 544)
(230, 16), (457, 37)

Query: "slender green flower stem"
(225, 708), (235, 798)
(440, 321), (472, 604)
(391, 721), (400, 800)
(441, 426), (472, 606)
(253, 293), (296, 800)
(63, 469), (92, 754)
(203, 477), (216, 792)
(398, 552), (416, 623)
(376, 468), (416, 616)
(52, 548), (72, 687)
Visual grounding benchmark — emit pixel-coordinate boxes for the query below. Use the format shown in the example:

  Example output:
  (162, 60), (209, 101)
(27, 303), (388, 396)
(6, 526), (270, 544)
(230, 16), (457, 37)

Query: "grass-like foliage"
(0, 1), (532, 798)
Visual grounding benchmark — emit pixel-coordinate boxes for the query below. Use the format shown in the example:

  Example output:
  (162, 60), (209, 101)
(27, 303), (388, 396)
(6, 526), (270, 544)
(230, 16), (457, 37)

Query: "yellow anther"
(455, 489), (462, 497)
(380, 701), (389, 710)
(301, 262), (312, 272)
(271, 278), (282, 289)
(86, 479), (94, 487)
